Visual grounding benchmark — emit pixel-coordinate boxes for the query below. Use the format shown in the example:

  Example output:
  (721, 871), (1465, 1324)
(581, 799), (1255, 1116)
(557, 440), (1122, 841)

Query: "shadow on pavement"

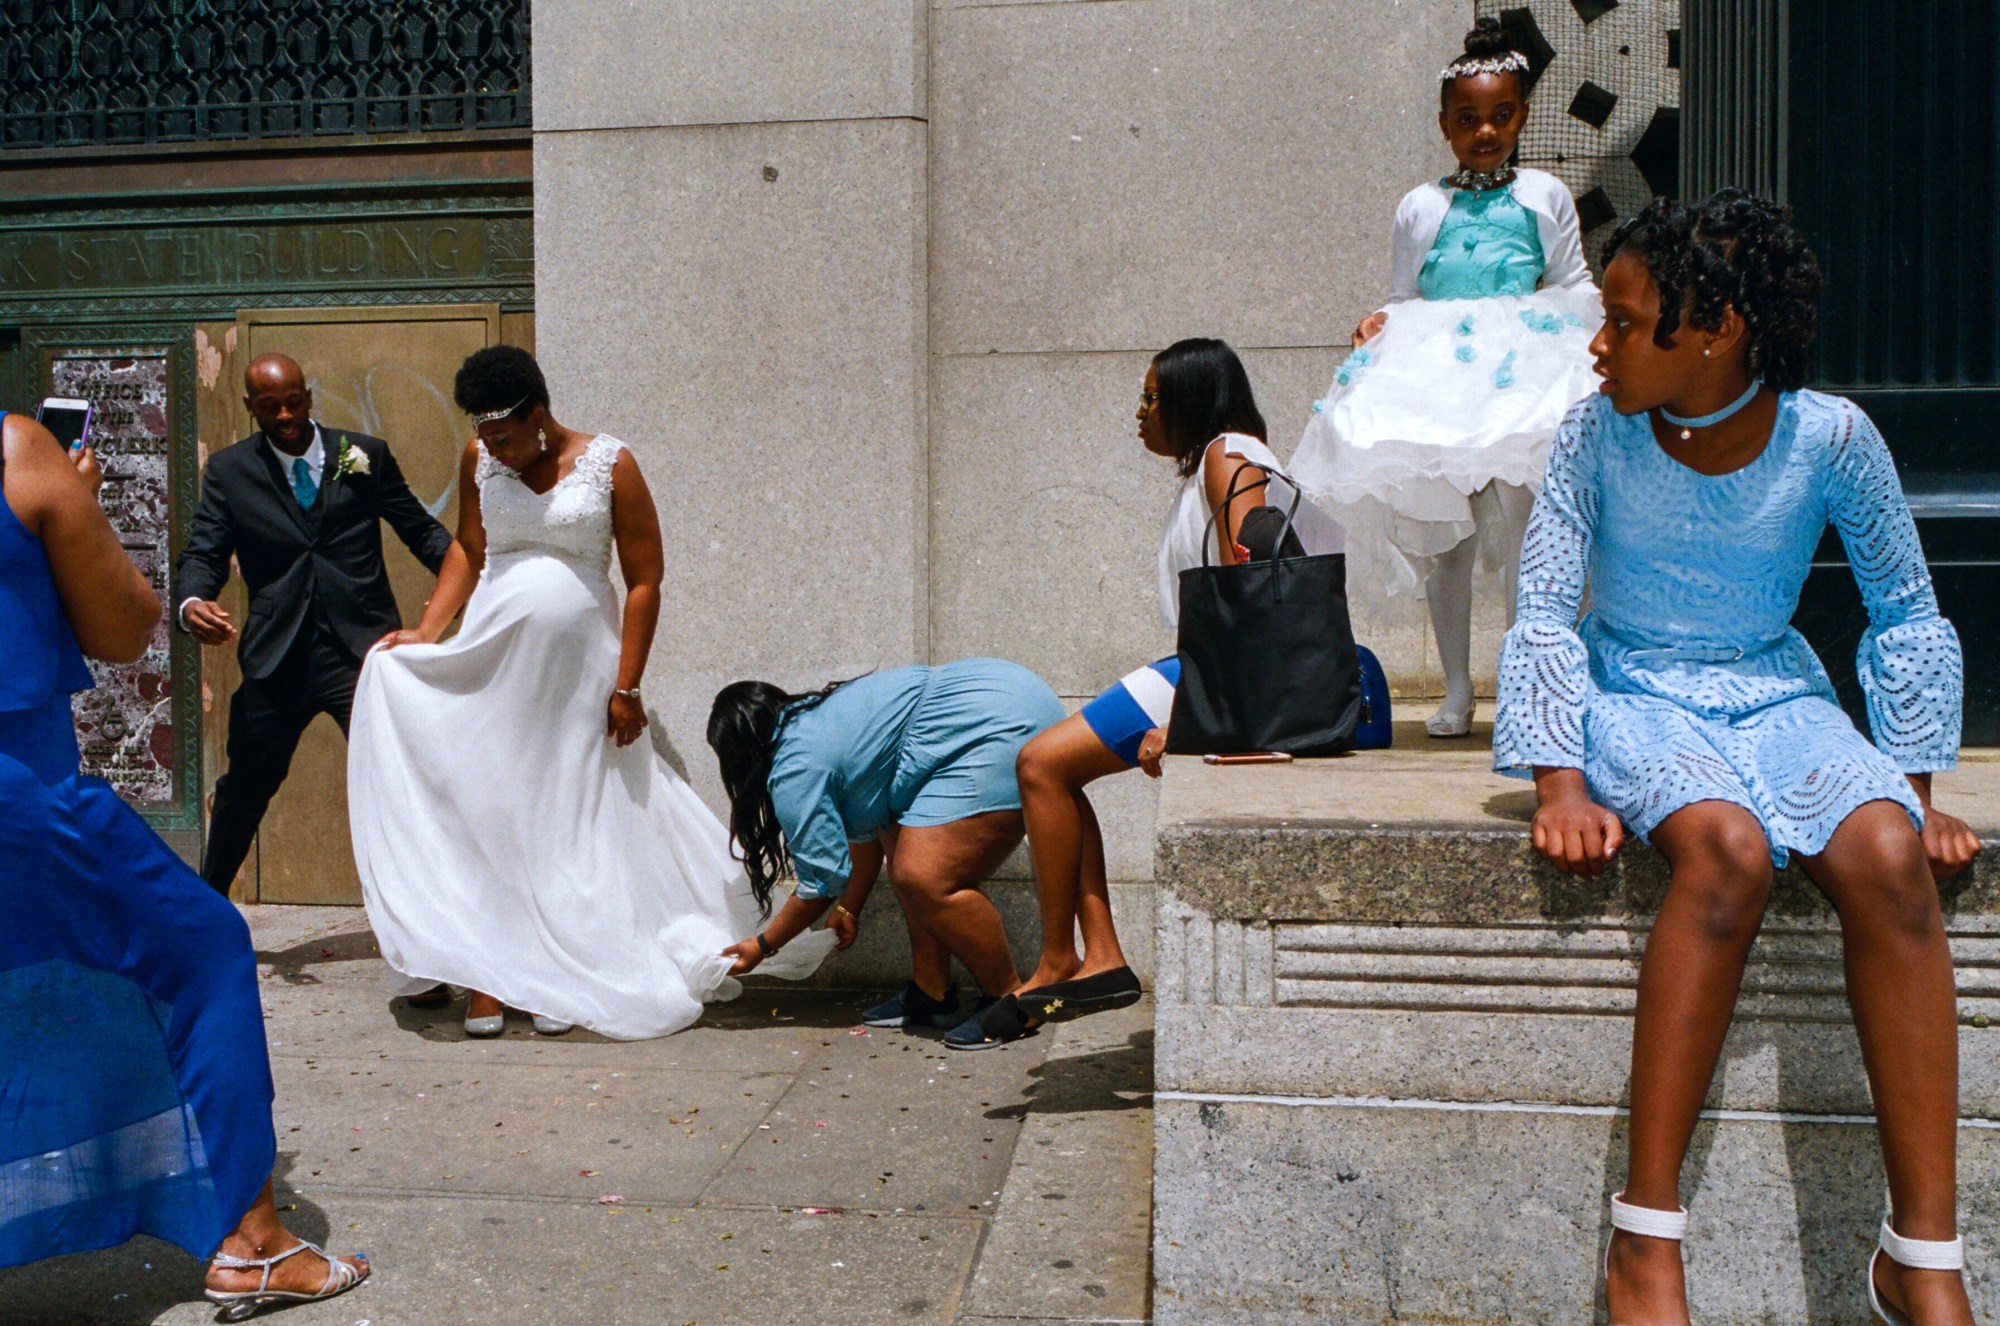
(255, 927), (382, 985)
(984, 1027), (1154, 1120)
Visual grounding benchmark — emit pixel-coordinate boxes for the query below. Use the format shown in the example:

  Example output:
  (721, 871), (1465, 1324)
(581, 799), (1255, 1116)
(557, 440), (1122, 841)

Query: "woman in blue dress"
(0, 411), (367, 1315)
(1495, 192), (1979, 1324)
(706, 659), (1065, 1049)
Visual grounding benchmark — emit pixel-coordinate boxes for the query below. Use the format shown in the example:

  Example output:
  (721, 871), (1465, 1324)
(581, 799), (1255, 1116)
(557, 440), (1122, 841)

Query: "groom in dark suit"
(174, 353), (453, 896)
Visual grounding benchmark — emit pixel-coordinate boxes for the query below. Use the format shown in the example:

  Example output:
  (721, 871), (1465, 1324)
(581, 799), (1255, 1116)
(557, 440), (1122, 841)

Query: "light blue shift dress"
(770, 659), (1065, 898)
(1494, 391), (1962, 865)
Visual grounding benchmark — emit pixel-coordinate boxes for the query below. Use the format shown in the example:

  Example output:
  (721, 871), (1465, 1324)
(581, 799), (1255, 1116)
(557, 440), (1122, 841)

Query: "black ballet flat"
(943, 994), (1041, 1051)
(1014, 967), (1142, 1023)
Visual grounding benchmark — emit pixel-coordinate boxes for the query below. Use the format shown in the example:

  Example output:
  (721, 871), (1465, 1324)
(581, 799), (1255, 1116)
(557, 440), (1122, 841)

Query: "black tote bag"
(1163, 467), (1364, 757)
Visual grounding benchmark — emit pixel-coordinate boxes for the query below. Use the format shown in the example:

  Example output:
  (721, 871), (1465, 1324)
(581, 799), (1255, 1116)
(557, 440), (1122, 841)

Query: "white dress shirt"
(178, 423), (325, 630)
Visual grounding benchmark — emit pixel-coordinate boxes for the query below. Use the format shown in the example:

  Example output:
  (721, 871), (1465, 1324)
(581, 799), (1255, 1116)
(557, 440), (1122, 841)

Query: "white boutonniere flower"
(331, 435), (370, 481)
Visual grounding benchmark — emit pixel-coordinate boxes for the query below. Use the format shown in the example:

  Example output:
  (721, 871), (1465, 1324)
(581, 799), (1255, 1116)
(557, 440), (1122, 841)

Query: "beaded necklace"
(1445, 165), (1517, 193)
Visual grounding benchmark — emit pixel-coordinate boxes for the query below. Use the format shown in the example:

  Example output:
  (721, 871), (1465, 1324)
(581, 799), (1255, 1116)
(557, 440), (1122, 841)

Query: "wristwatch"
(612, 687), (642, 702)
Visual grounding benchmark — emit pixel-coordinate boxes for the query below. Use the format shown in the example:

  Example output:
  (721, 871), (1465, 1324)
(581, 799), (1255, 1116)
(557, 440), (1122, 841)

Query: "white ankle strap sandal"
(1606, 1194), (1688, 1326)
(1609, 1192), (1689, 1241)
(1869, 1219), (1965, 1325)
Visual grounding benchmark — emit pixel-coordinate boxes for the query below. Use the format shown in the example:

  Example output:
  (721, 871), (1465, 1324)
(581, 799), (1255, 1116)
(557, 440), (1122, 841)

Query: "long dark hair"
(706, 676), (856, 916)
(1153, 338), (1267, 478)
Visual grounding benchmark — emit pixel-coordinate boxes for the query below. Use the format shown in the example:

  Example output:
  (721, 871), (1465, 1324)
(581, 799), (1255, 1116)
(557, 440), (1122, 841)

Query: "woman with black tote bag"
(953, 339), (1348, 1048)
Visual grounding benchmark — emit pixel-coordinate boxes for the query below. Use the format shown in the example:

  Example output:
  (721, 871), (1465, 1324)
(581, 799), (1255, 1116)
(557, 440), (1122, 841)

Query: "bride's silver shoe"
(464, 1008), (505, 1038)
(531, 1014), (573, 1036)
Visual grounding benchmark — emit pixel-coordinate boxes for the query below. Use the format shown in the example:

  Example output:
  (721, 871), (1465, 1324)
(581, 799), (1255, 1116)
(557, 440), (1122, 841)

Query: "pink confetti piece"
(579, 1169), (598, 1177)
(595, 1194), (625, 1205)
(814, 1122), (828, 1129)
(848, 1027), (869, 1036)
(799, 1207), (830, 1215)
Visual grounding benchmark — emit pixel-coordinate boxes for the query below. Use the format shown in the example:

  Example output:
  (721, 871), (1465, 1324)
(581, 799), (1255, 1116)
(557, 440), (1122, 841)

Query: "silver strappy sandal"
(205, 1239), (369, 1321)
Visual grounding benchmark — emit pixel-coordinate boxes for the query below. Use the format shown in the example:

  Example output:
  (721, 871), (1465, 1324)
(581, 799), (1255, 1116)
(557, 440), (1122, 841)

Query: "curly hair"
(1603, 189), (1824, 391)
(1439, 16), (1533, 107)
(452, 344), (550, 419)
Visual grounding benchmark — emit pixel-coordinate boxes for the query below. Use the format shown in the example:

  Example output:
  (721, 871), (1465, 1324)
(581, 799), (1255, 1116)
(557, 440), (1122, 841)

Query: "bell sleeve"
(1825, 403), (1962, 772)
(1492, 401), (1601, 776)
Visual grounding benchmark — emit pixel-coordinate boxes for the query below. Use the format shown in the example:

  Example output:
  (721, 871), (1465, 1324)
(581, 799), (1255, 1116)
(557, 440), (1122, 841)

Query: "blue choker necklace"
(1659, 381), (1761, 441)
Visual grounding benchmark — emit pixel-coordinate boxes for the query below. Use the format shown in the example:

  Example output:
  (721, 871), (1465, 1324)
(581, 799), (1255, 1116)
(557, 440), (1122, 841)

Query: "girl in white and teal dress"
(1291, 17), (1601, 736)
(1498, 192), (1978, 1323)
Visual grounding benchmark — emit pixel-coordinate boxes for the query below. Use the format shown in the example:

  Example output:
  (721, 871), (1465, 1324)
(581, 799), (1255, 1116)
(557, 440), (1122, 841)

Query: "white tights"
(1425, 481), (1536, 731)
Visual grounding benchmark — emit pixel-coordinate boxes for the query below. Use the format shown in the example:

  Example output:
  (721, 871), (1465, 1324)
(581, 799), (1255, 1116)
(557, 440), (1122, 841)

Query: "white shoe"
(1605, 1192), (1688, 1325)
(1425, 698), (1475, 738)
(463, 1010), (505, 1038)
(531, 1014), (573, 1036)
(1868, 1218), (1964, 1325)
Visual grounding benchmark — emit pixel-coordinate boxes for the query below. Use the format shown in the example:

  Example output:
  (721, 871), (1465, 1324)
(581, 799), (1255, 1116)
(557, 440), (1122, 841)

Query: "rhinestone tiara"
(467, 395), (528, 426)
(1439, 51), (1530, 82)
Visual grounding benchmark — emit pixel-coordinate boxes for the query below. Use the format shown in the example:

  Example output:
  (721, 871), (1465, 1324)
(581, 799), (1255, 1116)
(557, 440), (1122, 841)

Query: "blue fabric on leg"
(1080, 656), (1182, 766)
(0, 713), (275, 1265)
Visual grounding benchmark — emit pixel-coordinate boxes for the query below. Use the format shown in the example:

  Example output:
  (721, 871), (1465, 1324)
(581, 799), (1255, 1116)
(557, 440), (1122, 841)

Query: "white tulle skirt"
(1291, 284), (1602, 599)
(348, 550), (833, 1040)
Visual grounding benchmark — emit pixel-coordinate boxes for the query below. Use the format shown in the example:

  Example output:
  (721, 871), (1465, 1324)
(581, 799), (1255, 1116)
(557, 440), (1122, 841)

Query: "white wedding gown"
(348, 434), (832, 1039)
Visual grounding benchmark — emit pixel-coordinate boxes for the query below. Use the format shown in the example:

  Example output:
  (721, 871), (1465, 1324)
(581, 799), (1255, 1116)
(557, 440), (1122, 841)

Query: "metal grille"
(0, 0), (531, 152)
(1679, 0), (1784, 201)
(1789, 0), (1997, 391)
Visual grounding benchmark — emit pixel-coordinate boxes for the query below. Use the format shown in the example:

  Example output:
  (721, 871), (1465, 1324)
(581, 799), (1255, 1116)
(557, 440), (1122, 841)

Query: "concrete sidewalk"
(0, 906), (1154, 1326)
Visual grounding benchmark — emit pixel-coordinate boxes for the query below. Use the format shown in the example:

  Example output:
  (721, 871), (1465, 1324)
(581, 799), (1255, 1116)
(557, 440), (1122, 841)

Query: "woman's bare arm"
(382, 439), (482, 648)
(605, 447), (664, 747)
(1201, 443), (1270, 567)
(3, 414), (158, 662)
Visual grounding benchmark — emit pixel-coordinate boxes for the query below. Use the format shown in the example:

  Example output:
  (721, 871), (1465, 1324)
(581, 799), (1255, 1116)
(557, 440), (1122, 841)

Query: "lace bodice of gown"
(476, 434), (624, 567)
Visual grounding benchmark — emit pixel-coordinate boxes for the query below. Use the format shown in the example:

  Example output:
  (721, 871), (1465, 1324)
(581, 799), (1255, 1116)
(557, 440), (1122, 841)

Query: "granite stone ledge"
(1153, 1096), (2000, 1325)
(1154, 750), (2000, 924)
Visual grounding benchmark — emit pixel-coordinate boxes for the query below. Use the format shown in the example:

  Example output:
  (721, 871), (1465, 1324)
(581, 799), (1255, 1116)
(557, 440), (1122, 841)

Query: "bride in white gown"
(348, 347), (832, 1040)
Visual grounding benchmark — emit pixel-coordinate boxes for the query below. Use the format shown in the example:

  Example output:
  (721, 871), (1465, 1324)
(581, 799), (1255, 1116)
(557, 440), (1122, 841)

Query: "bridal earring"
(537, 428), (548, 457)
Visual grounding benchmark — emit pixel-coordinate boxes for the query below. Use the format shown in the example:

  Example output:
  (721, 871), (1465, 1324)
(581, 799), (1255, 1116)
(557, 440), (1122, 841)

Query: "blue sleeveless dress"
(0, 411), (275, 1266)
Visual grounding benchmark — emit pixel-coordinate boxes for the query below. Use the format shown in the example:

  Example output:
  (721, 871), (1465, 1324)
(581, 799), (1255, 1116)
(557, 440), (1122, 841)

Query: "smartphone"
(37, 397), (92, 452)
(1201, 752), (1295, 765)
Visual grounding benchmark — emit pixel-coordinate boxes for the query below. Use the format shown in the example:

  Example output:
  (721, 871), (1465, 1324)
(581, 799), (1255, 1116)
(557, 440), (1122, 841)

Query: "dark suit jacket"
(172, 427), (452, 679)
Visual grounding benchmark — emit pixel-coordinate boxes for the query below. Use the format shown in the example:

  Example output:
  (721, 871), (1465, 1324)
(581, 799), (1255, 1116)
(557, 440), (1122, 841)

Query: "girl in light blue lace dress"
(1293, 18), (1603, 737)
(1495, 192), (1979, 1324)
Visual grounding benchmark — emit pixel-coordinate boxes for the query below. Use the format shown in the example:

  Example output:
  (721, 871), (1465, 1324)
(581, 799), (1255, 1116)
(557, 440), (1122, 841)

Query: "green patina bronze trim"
(0, 200), (532, 315)
(0, 176), (534, 829)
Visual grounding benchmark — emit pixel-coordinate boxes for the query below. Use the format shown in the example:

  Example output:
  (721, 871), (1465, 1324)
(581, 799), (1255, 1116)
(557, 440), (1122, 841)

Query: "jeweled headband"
(1439, 51), (1529, 81)
(467, 395), (528, 426)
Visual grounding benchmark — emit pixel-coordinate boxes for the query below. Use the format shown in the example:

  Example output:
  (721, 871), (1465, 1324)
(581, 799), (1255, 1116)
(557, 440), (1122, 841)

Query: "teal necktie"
(292, 456), (318, 510)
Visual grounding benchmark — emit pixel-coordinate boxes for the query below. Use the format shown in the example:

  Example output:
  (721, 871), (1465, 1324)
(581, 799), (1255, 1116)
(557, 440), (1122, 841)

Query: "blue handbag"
(1352, 644), (1393, 749)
